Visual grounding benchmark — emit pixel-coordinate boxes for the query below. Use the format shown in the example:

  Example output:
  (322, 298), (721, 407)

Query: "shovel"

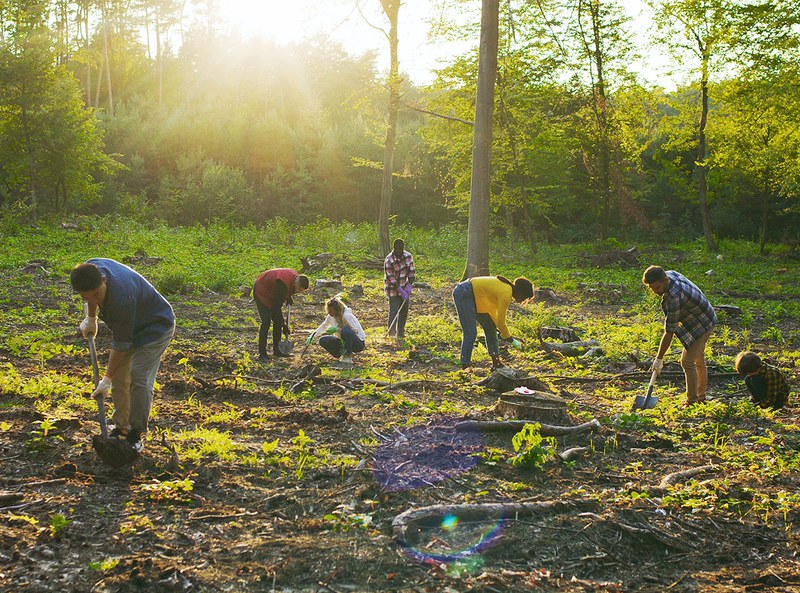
(277, 304), (295, 355)
(632, 368), (660, 411)
(85, 316), (139, 468)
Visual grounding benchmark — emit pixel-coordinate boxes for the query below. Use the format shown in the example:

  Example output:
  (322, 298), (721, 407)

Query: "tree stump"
(476, 368), (551, 393)
(314, 279), (344, 292)
(495, 390), (570, 424)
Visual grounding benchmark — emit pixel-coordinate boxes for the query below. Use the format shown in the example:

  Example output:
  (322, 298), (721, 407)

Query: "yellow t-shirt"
(470, 276), (513, 339)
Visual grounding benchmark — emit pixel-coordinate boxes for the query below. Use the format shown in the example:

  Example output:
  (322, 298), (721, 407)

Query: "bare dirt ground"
(1, 274), (799, 593)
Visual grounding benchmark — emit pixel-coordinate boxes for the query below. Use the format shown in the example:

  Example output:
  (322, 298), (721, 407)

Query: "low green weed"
(49, 513), (71, 537)
(138, 478), (195, 504)
(174, 427), (241, 462)
(25, 418), (63, 452)
(89, 557), (121, 572)
(508, 423), (557, 470)
(324, 503), (374, 532)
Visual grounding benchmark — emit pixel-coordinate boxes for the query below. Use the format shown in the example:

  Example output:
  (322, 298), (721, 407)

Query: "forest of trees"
(1, 0), (798, 249)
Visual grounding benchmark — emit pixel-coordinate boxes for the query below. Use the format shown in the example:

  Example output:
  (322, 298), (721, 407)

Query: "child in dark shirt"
(734, 351), (790, 410)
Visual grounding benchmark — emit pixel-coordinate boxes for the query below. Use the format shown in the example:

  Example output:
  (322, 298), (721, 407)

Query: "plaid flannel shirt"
(661, 271), (717, 349)
(384, 251), (416, 297)
(753, 363), (790, 408)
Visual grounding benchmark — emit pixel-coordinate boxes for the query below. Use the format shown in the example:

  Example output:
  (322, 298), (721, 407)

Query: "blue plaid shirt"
(661, 271), (717, 348)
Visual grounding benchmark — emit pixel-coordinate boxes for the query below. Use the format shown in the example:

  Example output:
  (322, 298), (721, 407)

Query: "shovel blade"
(632, 385), (658, 410)
(278, 339), (295, 355)
(92, 435), (140, 468)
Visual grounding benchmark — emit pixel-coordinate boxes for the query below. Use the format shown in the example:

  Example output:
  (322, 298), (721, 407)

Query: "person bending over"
(253, 268), (309, 362)
(71, 259), (175, 453)
(452, 275), (533, 370)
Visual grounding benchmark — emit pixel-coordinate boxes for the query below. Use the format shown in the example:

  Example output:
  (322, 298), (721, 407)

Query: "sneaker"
(126, 429), (144, 454)
(258, 354), (270, 363)
(108, 426), (128, 440)
(339, 355), (353, 364)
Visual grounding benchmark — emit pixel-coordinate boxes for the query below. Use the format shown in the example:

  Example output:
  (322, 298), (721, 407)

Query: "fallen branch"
(393, 498), (595, 545)
(0, 492), (24, 506)
(558, 446), (591, 462)
(657, 465), (716, 490)
(454, 418), (602, 436)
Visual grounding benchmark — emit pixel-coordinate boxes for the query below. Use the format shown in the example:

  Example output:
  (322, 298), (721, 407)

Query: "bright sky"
(218, 0), (674, 87)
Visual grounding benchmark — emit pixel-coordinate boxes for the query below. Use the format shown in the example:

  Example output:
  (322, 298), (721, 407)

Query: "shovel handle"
(86, 322), (108, 439)
(648, 368), (659, 387)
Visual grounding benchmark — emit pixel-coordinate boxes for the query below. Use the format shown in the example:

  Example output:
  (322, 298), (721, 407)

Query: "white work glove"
(650, 358), (664, 375)
(80, 316), (98, 338)
(92, 376), (112, 398)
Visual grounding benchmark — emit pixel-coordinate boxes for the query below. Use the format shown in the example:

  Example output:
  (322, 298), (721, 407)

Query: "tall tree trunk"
(697, 55), (716, 250)
(20, 105), (38, 224)
(378, 0), (400, 257)
(463, 0), (499, 280)
(101, 0), (114, 115)
(156, 7), (163, 108)
(588, 0), (612, 240)
(759, 167), (770, 255)
(83, 2), (92, 107)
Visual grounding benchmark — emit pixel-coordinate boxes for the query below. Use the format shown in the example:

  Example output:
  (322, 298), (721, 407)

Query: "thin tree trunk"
(463, 0), (499, 280)
(697, 55), (716, 250)
(20, 105), (38, 224)
(156, 7), (163, 108)
(589, 0), (612, 240)
(101, 1), (114, 115)
(378, 0), (400, 257)
(760, 170), (770, 255)
(84, 2), (92, 107)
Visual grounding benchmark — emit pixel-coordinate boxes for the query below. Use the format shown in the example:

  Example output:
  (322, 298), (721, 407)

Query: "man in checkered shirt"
(643, 265), (717, 405)
(384, 238), (416, 340)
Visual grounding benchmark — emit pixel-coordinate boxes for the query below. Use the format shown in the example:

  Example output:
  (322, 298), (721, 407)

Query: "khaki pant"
(111, 327), (174, 433)
(681, 329), (713, 403)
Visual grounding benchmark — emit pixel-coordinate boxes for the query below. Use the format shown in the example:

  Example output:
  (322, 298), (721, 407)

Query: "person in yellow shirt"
(452, 275), (533, 369)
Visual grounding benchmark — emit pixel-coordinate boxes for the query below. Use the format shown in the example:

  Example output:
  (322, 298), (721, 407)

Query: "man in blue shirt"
(643, 265), (717, 406)
(71, 259), (175, 453)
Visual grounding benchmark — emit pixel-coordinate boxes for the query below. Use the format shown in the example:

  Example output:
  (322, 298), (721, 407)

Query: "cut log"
(393, 498), (595, 545)
(313, 279), (344, 292)
(476, 368), (552, 393)
(540, 326), (580, 343)
(558, 446), (590, 462)
(534, 287), (564, 305)
(495, 390), (569, 424)
(714, 304), (742, 316)
(540, 339), (599, 357)
(455, 418), (602, 436)
(300, 253), (335, 273)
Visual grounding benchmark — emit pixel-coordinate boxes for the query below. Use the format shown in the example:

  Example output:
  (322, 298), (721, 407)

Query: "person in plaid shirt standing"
(384, 238), (416, 340)
(643, 265), (717, 406)
(734, 351), (790, 410)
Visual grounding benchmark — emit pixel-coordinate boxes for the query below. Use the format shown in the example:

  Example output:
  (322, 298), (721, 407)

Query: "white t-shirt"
(312, 307), (366, 342)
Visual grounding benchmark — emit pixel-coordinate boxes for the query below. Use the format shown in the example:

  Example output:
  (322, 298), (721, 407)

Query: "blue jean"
(452, 281), (499, 366)
(111, 325), (174, 433)
(319, 326), (365, 358)
(387, 296), (409, 337)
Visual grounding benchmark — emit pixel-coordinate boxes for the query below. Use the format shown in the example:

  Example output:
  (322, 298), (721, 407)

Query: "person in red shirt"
(253, 268), (309, 361)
